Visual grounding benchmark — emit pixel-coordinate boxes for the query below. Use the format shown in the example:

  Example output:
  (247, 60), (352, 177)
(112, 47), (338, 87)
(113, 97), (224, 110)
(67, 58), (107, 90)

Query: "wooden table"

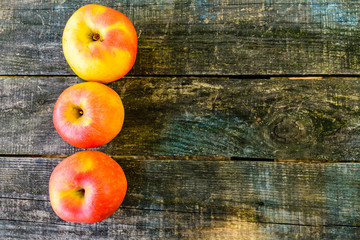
(1, 1), (360, 239)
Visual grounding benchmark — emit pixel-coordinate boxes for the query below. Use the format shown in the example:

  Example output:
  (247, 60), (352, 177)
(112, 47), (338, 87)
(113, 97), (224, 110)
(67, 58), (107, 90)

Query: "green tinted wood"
(1, 0), (360, 75)
(1, 76), (359, 160)
(2, 156), (360, 239)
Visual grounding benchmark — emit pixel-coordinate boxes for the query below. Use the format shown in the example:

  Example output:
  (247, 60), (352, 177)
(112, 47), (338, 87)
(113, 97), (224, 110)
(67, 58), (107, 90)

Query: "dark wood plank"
(2, 156), (360, 239)
(3, 216), (360, 240)
(1, 1), (360, 76)
(1, 76), (360, 160)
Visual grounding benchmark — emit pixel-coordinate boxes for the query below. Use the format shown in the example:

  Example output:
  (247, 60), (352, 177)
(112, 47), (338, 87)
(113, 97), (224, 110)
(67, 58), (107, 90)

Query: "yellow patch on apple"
(62, 4), (138, 83)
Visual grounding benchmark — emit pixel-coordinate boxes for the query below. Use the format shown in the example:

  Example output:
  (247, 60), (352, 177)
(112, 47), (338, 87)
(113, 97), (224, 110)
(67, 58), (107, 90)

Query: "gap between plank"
(0, 154), (359, 163)
(0, 153), (270, 161)
(1, 216), (360, 229)
(2, 74), (360, 80)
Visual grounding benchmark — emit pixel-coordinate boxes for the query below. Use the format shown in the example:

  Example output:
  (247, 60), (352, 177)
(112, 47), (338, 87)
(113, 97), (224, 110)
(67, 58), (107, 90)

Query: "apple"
(49, 151), (127, 223)
(53, 82), (124, 149)
(62, 4), (138, 83)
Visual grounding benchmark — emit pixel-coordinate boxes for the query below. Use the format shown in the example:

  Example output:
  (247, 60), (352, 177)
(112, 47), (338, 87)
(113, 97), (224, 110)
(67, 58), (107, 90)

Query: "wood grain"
(1, 0), (360, 76)
(2, 156), (360, 239)
(2, 1), (360, 239)
(1, 76), (360, 160)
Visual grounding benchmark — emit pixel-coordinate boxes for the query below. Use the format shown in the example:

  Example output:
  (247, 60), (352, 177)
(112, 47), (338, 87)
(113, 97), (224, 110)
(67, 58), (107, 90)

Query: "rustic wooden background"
(1, 0), (360, 239)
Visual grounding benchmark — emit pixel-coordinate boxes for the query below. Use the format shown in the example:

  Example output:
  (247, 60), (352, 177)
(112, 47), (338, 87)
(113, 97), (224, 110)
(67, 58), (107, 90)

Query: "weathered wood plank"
(1, 76), (360, 160)
(1, 0), (360, 75)
(2, 156), (360, 239)
(3, 216), (360, 240)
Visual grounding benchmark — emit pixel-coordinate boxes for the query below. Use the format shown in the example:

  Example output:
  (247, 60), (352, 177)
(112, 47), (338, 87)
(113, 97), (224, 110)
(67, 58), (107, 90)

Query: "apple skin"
(49, 151), (127, 223)
(62, 4), (137, 83)
(53, 82), (124, 149)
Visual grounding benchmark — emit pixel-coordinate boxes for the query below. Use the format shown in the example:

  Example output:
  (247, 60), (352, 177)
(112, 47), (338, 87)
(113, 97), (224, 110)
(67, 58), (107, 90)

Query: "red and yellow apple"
(49, 151), (127, 223)
(53, 82), (124, 149)
(62, 4), (138, 83)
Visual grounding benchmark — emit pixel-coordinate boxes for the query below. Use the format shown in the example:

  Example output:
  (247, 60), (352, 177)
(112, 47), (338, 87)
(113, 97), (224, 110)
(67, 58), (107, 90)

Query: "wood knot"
(271, 118), (305, 143)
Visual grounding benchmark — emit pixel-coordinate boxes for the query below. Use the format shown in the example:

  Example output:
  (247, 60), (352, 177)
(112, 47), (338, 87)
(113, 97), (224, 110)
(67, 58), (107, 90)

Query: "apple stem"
(77, 188), (85, 197)
(92, 33), (100, 41)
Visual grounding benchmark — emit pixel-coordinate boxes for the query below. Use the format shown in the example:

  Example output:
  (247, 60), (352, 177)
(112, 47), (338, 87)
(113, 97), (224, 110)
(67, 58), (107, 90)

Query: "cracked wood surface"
(2, 156), (360, 239)
(1, 0), (360, 76)
(1, 76), (360, 160)
(2, 0), (360, 239)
